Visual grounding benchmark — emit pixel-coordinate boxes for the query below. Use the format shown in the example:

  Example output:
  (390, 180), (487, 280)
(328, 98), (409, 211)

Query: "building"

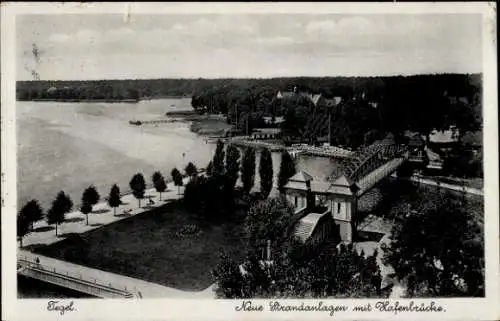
(407, 133), (426, 166)
(276, 90), (342, 108)
(428, 127), (459, 148)
(250, 128), (282, 140)
(262, 116), (284, 125)
(284, 171), (359, 243)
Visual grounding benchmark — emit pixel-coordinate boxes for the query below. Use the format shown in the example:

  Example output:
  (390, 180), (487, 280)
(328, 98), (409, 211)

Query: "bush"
(175, 224), (202, 239)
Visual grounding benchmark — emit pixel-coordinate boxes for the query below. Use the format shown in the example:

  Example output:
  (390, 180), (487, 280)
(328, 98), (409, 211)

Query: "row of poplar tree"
(17, 162), (199, 247)
(182, 139), (297, 220)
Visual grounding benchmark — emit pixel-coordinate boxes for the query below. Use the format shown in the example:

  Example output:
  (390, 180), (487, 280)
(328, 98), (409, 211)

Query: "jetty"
(129, 119), (175, 126)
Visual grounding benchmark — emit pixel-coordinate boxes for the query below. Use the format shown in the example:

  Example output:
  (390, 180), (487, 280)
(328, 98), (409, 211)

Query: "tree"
(81, 186), (100, 224)
(152, 171), (167, 201)
(17, 212), (30, 248)
(225, 144), (241, 193)
(19, 199), (43, 231)
(80, 201), (92, 225)
(212, 139), (226, 176)
(213, 232), (382, 298)
(171, 168), (184, 196)
(259, 148), (274, 198)
(129, 173), (146, 208)
(383, 192), (484, 297)
(206, 160), (215, 177)
(46, 191), (73, 236)
(278, 151), (296, 192)
(245, 197), (295, 255)
(212, 253), (245, 299)
(82, 185), (100, 210)
(185, 162), (198, 178)
(241, 147), (256, 195)
(108, 184), (121, 216)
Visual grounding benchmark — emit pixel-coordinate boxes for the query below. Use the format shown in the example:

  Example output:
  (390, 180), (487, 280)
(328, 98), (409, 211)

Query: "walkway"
(20, 176), (193, 248)
(18, 250), (214, 298)
(18, 174), (217, 298)
(395, 174), (483, 196)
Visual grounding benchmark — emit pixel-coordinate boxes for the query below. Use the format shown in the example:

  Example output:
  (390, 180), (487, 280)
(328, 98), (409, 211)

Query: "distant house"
(407, 133), (426, 165)
(276, 89), (342, 110)
(263, 116), (284, 125)
(276, 87), (312, 101)
(448, 95), (469, 105)
(429, 127), (459, 149)
(251, 128), (282, 140)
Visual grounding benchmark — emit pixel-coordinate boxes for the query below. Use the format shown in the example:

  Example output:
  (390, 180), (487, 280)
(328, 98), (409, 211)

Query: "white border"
(1, 2), (498, 321)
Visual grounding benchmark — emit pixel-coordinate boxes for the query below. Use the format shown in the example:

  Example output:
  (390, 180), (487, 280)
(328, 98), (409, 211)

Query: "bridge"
(284, 136), (409, 242)
(339, 139), (408, 197)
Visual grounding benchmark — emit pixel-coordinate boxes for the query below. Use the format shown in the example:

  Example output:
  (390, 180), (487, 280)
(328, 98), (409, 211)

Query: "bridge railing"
(18, 257), (135, 298)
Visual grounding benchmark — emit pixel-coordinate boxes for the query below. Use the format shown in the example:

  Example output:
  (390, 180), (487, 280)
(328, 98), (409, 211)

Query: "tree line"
(17, 164), (199, 246)
(212, 196), (383, 298)
(193, 76), (481, 151)
(212, 184), (484, 298)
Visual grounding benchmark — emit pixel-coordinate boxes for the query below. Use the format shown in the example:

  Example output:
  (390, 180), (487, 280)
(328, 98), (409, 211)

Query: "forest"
(17, 73), (482, 152)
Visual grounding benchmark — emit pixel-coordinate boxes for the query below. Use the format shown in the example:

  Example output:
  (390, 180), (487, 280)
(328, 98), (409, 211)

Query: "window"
(337, 202), (341, 214)
(294, 196), (298, 207)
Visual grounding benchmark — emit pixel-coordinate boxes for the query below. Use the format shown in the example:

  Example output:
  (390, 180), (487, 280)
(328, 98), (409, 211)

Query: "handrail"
(17, 258), (135, 297)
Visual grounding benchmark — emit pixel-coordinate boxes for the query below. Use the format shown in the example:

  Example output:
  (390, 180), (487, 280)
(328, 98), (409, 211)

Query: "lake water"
(17, 98), (217, 210)
(17, 98), (348, 210)
(16, 98), (483, 298)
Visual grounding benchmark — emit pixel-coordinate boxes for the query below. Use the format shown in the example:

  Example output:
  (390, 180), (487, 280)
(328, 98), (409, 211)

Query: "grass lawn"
(34, 201), (247, 291)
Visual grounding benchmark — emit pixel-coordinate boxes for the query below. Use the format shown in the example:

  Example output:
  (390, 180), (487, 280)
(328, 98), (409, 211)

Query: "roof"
(429, 129), (459, 144)
(294, 212), (328, 243)
(311, 94), (323, 106)
(310, 180), (354, 196)
(277, 91), (312, 100)
(284, 171), (313, 191)
(425, 147), (441, 161)
(332, 175), (352, 187)
(289, 171), (313, 183)
(284, 171), (354, 196)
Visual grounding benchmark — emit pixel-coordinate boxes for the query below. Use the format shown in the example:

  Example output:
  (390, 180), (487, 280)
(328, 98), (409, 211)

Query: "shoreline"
(27, 98), (140, 103)
(18, 96), (191, 103)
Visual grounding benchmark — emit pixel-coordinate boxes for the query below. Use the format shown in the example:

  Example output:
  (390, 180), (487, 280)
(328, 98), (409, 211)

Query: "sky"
(16, 14), (483, 80)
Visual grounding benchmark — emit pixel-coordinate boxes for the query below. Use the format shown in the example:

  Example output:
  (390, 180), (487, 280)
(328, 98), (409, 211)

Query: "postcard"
(1, 2), (498, 320)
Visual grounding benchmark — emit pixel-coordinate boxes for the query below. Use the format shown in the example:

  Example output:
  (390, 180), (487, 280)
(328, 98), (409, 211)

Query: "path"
(18, 250), (214, 298)
(398, 174), (483, 196)
(18, 174), (217, 298)
(20, 176), (192, 248)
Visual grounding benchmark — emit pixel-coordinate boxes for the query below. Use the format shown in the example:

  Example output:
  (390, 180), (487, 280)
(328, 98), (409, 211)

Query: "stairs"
(294, 220), (316, 243)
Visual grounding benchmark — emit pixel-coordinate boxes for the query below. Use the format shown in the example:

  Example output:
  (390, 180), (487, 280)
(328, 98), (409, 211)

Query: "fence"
(17, 257), (135, 299)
